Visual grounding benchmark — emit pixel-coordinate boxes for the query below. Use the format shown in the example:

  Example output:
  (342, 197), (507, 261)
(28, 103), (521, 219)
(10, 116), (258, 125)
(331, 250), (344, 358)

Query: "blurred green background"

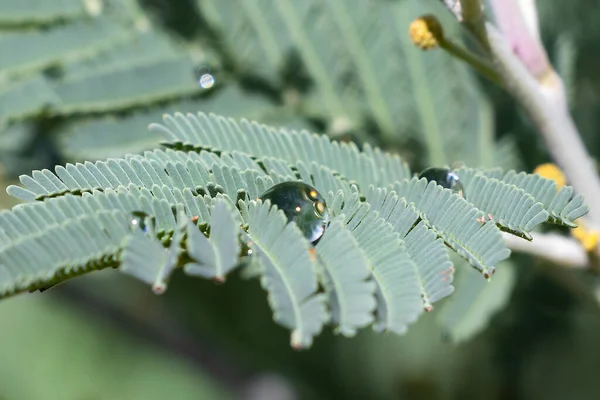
(2, 0), (600, 399)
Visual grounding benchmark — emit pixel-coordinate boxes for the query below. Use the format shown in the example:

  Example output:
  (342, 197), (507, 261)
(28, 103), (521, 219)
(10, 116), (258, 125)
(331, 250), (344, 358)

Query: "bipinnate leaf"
(120, 208), (187, 294)
(315, 218), (376, 336)
(184, 197), (241, 282)
(244, 199), (328, 349)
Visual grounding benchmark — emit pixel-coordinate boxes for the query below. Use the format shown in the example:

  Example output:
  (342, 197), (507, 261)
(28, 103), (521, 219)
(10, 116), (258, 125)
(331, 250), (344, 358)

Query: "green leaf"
(184, 197), (241, 281)
(394, 178), (511, 278)
(154, 112), (410, 190)
(461, 174), (548, 239)
(53, 56), (202, 114)
(0, 75), (59, 127)
(457, 167), (589, 228)
(244, 199), (328, 348)
(0, 209), (129, 298)
(364, 186), (455, 308)
(338, 198), (423, 334)
(120, 207), (187, 294)
(0, 0), (87, 26)
(314, 218), (376, 336)
(501, 170), (589, 227)
(59, 85), (290, 161)
(196, 0), (491, 164)
(0, 17), (129, 77)
(59, 30), (185, 77)
(438, 261), (515, 343)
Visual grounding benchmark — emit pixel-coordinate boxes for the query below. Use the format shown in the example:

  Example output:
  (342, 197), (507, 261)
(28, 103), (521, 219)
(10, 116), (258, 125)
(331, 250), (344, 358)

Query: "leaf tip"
(152, 283), (167, 295)
(291, 330), (309, 350)
(483, 266), (496, 281)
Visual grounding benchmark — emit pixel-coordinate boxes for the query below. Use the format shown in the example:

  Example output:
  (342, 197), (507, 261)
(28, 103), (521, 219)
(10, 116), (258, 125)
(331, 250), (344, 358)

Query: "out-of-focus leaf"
(59, 30), (185, 77)
(52, 56), (201, 114)
(59, 85), (307, 160)
(0, 17), (130, 77)
(492, 135), (524, 171)
(197, 0), (491, 165)
(0, 0), (87, 26)
(438, 261), (515, 343)
(0, 76), (59, 127)
(0, 122), (37, 178)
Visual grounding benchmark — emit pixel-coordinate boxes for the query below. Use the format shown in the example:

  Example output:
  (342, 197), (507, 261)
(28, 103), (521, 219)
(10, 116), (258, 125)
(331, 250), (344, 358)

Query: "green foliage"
(195, 0), (492, 165)
(0, 0), (520, 178)
(0, 0), (295, 176)
(0, 0), (89, 26)
(438, 259), (516, 343)
(184, 197), (241, 280)
(314, 219), (376, 336)
(0, 111), (589, 347)
(2, 0), (600, 398)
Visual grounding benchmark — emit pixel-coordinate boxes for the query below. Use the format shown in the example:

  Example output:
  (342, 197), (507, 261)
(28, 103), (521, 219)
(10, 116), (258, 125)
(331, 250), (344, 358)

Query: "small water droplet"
(198, 73), (215, 89)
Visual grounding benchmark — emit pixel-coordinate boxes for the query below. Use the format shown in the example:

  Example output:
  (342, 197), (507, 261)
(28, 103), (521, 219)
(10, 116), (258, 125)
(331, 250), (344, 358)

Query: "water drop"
(258, 181), (329, 244)
(198, 73), (215, 89)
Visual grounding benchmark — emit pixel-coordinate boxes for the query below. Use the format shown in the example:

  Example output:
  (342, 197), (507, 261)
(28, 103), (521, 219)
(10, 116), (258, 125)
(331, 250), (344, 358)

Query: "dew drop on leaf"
(131, 211), (150, 233)
(195, 65), (215, 89)
(198, 73), (215, 89)
(259, 181), (329, 244)
(418, 167), (465, 199)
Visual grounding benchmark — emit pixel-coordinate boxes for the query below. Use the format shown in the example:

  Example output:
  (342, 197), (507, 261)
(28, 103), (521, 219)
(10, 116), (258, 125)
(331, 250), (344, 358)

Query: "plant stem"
(503, 232), (588, 268)
(459, 0), (490, 51)
(486, 22), (600, 233)
(439, 37), (502, 86)
(488, 0), (549, 79)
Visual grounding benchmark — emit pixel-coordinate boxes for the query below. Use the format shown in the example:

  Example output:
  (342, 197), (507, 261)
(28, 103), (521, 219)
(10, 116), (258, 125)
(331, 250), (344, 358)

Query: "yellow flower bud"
(409, 15), (444, 50)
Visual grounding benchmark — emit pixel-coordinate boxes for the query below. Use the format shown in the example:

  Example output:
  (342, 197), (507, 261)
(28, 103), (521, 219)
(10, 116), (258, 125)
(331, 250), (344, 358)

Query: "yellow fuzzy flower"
(409, 15), (444, 50)
(532, 164), (596, 250)
(533, 163), (566, 189)
(571, 220), (599, 252)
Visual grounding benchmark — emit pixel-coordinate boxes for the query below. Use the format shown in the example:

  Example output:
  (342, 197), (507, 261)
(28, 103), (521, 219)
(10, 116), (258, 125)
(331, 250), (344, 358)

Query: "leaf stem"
(459, 0), (490, 52)
(486, 22), (600, 235)
(438, 37), (503, 86)
(503, 232), (588, 268)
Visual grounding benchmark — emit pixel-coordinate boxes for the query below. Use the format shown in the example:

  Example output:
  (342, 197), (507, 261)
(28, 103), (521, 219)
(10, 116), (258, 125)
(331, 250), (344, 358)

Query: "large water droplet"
(258, 181), (329, 244)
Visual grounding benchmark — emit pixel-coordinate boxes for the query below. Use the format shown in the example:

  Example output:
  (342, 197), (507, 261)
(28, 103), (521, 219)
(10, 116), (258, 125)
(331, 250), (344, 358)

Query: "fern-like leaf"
(339, 199), (423, 333)
(0, 0), (88, 26)
(153, 112), (396, 190)
(314, 218), (376, 336)
(456, 167), (588, 227)
(184, 197), (241, 281)
(0, 17), (128, 77)
(0, 209), (129, 298)
(394, 178), (510, 278)
(364, 186), (455, 309)
(195, 0), (490, 165)
(460, 174), (548, 239)
(120, 207), (187, 294)
(438, 261), (515, 343)
(243, 199), (328, 348)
